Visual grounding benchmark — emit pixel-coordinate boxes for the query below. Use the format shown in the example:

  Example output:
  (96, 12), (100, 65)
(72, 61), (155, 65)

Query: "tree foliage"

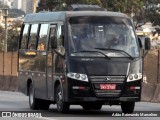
(7, 29), (19, 51)
(37, 0), (144, 20)
(38, 0), (102, 11)
(0, 21), (21, 52)
(143, 0), (160, 26)
(0, 26), (5, 52)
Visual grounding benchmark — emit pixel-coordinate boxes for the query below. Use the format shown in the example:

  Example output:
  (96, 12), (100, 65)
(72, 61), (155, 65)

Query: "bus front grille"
(90, 76), (126, 97)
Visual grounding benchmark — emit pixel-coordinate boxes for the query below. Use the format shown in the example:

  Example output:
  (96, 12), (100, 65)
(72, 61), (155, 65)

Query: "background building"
(21, 0), (39, 14)
(1, 0), (39, 14)
(12, 0), (22, 9)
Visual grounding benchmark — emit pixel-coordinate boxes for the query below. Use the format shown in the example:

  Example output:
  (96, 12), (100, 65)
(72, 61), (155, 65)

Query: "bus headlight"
(75, 73), (80, 79)
(127, 73), (142, 82)
(67, 72), (88, 82)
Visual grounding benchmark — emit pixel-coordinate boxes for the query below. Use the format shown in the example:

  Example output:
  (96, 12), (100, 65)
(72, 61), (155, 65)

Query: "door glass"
(37, 24), (49, 51)
(28, 24), (38, 50)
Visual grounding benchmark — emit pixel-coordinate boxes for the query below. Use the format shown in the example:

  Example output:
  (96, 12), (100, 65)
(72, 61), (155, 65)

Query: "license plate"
(100, 84), (116, 90)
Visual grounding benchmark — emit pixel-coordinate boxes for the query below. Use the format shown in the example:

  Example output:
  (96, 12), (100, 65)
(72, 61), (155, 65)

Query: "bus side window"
(20, 24), (29, 49)
(37, 24), (49, 51)
(28, 24), (39, 50)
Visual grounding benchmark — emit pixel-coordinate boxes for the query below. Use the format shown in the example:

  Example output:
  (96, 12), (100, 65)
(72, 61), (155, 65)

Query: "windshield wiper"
(73, 50), (111, 60)
(94, 48), (134, 60)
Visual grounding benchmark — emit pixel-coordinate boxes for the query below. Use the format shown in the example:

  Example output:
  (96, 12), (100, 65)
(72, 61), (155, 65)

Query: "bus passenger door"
(47, 25), (57, 99)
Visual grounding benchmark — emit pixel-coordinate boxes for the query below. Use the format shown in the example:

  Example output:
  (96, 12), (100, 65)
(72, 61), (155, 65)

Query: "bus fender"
(53, 77), (63, 101)
(27, 75), (34, 96)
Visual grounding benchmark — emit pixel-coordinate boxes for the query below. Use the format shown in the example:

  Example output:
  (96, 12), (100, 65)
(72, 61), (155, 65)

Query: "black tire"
(29, 83), (40, 110)
(121, 102), (135, 113)
(56, 84), (70, 113)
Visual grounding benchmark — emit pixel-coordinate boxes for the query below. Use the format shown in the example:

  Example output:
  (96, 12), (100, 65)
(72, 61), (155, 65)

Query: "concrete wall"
(143, 50), (159, 84)
(0, 52), (18, 91)
(141, 49), (160, 103)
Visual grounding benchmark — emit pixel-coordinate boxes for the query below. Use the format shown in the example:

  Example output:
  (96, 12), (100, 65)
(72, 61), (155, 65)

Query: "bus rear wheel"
(56, 84), (70, 113)
(121, 102), (135, 113)
(29, 83), (40, 110)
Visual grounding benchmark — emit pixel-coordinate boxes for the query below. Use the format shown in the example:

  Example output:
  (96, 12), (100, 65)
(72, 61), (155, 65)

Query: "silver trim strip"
(126, 63), (130, 76)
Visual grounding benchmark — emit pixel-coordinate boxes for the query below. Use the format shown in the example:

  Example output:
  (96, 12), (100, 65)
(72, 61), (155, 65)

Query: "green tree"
(7, 29), (19, 51)
(0, 22), (21, 52)
(37, 0), (145, 23)
(37, 0), (102, 11)
(7, 20), (22, 51)
(144, 0), (160, 26)
(0, 26), (5, 52)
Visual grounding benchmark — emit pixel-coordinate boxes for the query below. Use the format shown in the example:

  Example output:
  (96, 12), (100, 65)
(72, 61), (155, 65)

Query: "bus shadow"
(40, 107), (121, 117)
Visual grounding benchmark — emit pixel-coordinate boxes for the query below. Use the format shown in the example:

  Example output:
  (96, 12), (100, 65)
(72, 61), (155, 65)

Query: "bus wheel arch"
(54, 80), (61, 100)
(54, 80), (70, 113)
(27, 79), (32, 96)
(27, 79), (40, 110)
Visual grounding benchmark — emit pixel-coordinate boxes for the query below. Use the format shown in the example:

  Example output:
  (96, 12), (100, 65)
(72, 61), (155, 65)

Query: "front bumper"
(66, 78), (141, 103)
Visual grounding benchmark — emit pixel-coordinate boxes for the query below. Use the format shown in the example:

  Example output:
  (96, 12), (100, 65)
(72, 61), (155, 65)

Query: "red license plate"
(100, 84), (116, 90)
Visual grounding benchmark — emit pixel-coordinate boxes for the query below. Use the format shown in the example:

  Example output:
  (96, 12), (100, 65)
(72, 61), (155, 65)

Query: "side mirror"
(144, 37), (151, 50)
(51, 36), (57, 49)
(138, 37), (151, 50)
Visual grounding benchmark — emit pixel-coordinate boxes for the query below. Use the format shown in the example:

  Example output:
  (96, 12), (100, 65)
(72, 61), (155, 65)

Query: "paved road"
(0, 91), (160, 120)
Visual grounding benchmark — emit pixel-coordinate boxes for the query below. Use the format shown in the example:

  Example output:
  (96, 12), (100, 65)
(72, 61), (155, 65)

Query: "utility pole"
(33, 0), (37, 13)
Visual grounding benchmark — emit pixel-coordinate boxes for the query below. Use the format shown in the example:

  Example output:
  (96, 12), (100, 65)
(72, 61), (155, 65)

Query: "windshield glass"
(68, 16), (140, 57)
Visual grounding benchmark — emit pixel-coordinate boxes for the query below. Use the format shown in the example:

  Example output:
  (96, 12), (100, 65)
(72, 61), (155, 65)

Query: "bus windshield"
(68, 16), (140, 58)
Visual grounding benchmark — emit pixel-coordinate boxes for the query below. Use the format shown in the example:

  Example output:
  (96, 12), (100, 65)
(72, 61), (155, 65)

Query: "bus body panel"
(18, 10), (142, 108)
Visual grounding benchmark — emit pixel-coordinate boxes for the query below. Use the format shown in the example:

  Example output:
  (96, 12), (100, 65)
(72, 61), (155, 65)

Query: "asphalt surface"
(0, 91), (160, 120)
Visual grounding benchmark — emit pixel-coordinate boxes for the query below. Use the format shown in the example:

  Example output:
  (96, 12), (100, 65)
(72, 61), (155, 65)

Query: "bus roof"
(24, 11), (66, 23)
(66, 11), (129, 18)
(24, 11), (130, 23)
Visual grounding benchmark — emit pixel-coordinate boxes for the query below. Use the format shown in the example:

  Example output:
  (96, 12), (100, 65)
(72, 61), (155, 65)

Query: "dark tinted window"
(21, 24), (29, 49)
(28, 24), (38, 50)
(37, 24), (49, 51)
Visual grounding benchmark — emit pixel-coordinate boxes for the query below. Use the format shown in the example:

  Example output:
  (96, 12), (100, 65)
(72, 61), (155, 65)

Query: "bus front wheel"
(29, 83), (40, 110)
(121, 102), (135, 113)
(56, 84), (70, 113)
